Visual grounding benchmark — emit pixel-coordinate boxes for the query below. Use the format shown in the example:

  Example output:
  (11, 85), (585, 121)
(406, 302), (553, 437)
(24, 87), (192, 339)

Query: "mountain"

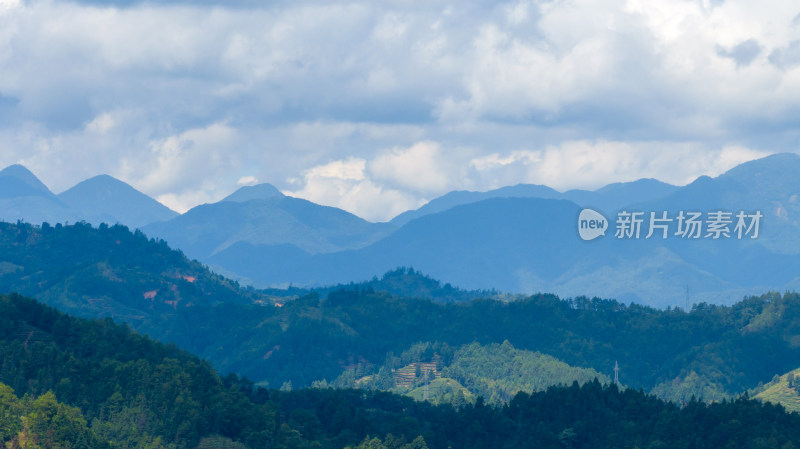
(638, 152), (800, 254)
(58, 174), (178, 228)
(561, 178), (679, 213)
(212, 196), (740, 306)
(389, 178), (677, 226)
(0, 164), (78, 224)
(142, 192), (395, 261)
(389, 184), (562, 226)
(0, 220), (265, 351)
(0, 164), (177, 228)
(0, 164), (52, 197)
(207, 154), (800, 308)
(221, 182), (284, 202)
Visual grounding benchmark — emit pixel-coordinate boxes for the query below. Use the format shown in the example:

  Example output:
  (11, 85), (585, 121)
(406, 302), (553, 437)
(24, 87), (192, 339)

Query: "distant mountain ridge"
(58, 174), (178, 228)
(141, 191), (396, 260)
(0, 164), (177, 228)
(389, 178), (678, 226)
(201, 153), (800, 309)
(0, 164), (78, 224)
(4, 154), (800, 310)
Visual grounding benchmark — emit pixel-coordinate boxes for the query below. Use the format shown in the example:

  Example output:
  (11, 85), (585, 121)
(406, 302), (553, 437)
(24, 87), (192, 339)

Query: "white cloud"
(369, 141), (464, 194)
(85, 113), (115, 133)
(285, 157), (421, 221)
(237, 176), (259, 186)
(0, 0), (798, 220)
(467, 140), (772, 191)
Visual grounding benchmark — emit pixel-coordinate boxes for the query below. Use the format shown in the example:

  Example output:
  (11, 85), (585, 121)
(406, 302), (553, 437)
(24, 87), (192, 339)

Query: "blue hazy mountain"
(209, 196), (744, 307)
(0, 164), (78, 224)
(390, 179), (677, 226)
(141, 183), (396, 261)
(389, 184), (562, 226)
(204, 154), (800, 308)
(58, 174), (178, 228)
(221, 182), (283, 202)
(635, 153), (800, 254)
(0, 164), (178, 228)
(562, 178), (679, 214)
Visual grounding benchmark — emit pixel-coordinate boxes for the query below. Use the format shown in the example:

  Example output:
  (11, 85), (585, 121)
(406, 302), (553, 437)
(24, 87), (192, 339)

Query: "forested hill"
(3, 292), (800, 449)
(0, 220), (271, 349)
(6, 221), (800, 405)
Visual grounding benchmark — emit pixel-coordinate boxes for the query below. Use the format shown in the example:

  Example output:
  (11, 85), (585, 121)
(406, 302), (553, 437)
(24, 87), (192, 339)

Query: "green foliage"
(347, 435), (428, 449)
(441, 341), (610, 404)
(332, 341), (607, 406)
(752, 368), (800, 412)
(0, 293), (271, 449)
(0, 384), (109, 449)
(3, 293), (800, 448)
(297, 267), (506, 303)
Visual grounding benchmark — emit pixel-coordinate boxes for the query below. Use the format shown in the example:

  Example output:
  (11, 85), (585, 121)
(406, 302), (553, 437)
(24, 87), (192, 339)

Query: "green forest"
(2, 292), (800, 448)
(6, 221), (800, 447)
(4, 221), (800, 403)
(329, 341), (609, 405)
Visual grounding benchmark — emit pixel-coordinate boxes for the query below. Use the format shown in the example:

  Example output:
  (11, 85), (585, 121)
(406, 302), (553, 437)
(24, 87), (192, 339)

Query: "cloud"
(236, 176), (259, 186)
(116, 122), (242, 212)
(285, 157), (421, 222)
(281, 138), (771, 221)
(85, 113), (115, 133)
(368, 141), (465, 194)
(0, 0), (799, 220)
(466, 141), (772, 191)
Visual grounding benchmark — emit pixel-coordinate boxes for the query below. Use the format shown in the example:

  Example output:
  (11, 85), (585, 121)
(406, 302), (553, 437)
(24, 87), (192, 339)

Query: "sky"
(0, 0), (798, 221)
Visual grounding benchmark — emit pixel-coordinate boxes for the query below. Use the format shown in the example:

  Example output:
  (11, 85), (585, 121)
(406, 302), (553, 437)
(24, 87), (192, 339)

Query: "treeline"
(262, 267), (507, 303)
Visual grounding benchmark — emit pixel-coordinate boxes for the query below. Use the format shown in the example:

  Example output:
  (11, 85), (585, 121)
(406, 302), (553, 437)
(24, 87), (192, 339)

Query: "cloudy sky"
(1, 0), (798, 221)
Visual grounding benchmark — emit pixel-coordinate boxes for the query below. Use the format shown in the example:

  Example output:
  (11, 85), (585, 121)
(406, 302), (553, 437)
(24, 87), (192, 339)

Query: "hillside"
(0, 220), (270, 352)
(330, 341), (610, 405)
(5, 293), (800, 448)
(753, 368), (800, 412)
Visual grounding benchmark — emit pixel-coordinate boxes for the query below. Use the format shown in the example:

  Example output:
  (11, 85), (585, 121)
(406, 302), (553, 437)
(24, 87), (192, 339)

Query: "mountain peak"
(222, 183), (284, 203)
(58, 174), (177, 228)
(0, 164), (53, 196)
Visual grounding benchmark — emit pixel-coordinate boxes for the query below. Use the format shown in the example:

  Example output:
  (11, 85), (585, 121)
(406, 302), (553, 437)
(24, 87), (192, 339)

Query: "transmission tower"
(614, 361), (619, 385)
(423, 368), (430, 401)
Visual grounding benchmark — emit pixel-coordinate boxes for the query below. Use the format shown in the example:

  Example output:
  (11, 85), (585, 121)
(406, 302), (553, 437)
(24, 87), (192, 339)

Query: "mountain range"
(3, 153), (800, 307)
(0, 164), (177, 228)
